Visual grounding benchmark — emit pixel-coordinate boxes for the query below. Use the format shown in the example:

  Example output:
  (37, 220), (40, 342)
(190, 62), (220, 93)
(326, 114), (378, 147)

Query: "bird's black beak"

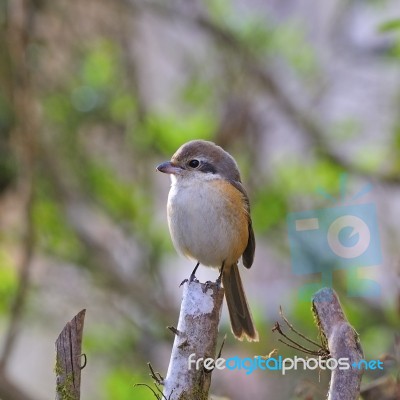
(156, 161), (183, 175)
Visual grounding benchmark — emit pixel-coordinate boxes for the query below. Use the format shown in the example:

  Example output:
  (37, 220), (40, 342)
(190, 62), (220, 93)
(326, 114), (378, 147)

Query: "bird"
(157, 139), (259, 342)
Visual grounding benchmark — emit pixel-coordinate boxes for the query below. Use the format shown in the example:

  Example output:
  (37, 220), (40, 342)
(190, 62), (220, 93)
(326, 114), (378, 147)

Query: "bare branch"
(279, 306), (323, 349)
(313, 288), (364, 400)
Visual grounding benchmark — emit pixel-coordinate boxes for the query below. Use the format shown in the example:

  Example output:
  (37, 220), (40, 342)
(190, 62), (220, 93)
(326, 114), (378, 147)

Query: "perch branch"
(163, 280), (224, 400)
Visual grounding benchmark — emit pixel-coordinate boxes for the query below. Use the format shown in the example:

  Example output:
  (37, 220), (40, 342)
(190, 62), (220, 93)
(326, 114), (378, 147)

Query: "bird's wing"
(228, 179), (255, 269)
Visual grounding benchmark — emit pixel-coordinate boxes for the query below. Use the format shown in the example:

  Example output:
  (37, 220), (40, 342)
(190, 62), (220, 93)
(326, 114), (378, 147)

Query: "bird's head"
(156, 140), (241, 182)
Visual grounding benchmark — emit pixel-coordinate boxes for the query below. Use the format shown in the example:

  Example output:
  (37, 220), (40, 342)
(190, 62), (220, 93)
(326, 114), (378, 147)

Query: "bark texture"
(55, 309), (86, 400)
(163, 281), (224, 400)
(313, 288), (364, 400)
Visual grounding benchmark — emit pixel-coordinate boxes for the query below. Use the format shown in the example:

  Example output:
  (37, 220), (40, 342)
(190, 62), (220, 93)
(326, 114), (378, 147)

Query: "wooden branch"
(55, 310), (86, 400)
(163, 281), (224, 400)
(312, 288), (364, 400)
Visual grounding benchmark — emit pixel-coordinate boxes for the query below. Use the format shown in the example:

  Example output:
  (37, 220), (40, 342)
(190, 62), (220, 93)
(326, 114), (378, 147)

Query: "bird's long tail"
(222, 263), (259, 341)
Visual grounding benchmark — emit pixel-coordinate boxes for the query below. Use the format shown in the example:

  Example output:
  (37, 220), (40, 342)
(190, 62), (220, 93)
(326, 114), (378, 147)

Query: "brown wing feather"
(242, 220), (255, 268)
(227, 179), (255, 269)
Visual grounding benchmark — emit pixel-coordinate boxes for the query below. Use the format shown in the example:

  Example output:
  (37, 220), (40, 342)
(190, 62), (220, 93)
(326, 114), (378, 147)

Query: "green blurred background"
(0, 0), (399, 399)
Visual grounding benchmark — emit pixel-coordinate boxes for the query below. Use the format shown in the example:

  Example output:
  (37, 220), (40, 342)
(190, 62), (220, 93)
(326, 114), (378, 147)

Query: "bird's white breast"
(167, 174), (247, 268)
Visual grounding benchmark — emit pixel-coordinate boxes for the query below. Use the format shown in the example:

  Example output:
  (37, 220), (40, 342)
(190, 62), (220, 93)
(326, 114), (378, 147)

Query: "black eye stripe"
(199, 162), (216, 174)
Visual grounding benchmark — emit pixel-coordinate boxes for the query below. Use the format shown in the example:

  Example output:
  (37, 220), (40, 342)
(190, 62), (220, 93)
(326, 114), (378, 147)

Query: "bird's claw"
(179, 278), (188, 287)
(190, 273), (199, 283)
(179, 273), (199, 287)
(202, 280), (213, 293)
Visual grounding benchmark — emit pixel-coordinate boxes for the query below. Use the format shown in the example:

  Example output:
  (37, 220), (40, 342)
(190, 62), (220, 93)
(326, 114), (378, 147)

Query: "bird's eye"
(188, 159), (200, 168)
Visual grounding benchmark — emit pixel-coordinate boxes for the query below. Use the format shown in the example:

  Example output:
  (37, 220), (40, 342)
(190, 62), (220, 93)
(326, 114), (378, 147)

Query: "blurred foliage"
(84, 162), (144, 222)
(0, 95), (16, 193)
(33, 179), (84, 262)
(0, 249), (17, 315)
(0, 1), (399, 399)
(253, 159), (345, 233)
(354, 145), (389, 173)
(330, 118), (362, 141)
(105, 369), (155, 400)
(379, 19), (400, 33)
(84, 323), (139, 361)
(145, 113), (216, 155)
(205, 0), (319, 80)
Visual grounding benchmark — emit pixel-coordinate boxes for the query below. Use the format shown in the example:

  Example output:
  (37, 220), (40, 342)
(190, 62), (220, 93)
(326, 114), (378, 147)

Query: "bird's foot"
(202, 280), (214, 293)
(179, 262), (200, 287)
(179, 278), (188, 287)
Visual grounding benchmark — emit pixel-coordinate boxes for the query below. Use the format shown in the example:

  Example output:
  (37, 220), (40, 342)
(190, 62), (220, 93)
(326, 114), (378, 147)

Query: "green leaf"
(354, 146), (388, 173)
(269, 22), (319, 78)
(145, 112), (216, 155)
(252, 188), (287, 232)
(330, 118), (362, 140)
(238, 18), (273, 55)
(204, 0), (232, 22)
(82, 41), (118, 89)
(84, 162), (150, 224)
(33, 181), (84, 261)
(110, 94), (137, 122)
(378, 19), (400, 33)
(105, 369), (155, 400)
(0, 250), (17, 314)
(43, 93), (75, 125)
(180, 77), (213, 107)
(275, 159), (344, 198)
(83, 324), (138, 357)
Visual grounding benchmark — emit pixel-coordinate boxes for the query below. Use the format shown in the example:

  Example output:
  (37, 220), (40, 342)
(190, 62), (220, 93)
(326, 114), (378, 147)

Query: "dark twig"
(167, 326), (181, 336)
(273, 322), (323, 355)
(216, 334), (227, 360)
(272, 313), (330, 359)
(279, 306), (323, 348)
(148, 362), (164, 385)
(134, 383), (169, 400)
(135, 361), (169, 399)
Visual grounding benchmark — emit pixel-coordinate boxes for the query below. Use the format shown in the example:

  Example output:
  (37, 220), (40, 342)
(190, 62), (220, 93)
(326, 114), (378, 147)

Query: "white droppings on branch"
(184, 284), (215, 316)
